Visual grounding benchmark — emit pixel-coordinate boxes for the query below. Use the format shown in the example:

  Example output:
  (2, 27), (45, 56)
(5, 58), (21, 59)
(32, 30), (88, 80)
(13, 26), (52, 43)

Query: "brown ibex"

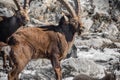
(0, 0), (82, 80)
(73, 71), (116, 80)
(0, 0), (30, 43)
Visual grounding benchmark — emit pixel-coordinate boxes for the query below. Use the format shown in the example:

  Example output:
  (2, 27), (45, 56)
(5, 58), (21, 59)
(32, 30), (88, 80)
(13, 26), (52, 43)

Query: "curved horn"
(74, 0), (82, 20)
(23, 0), (30, 9)
(64, 15), (69, 22)
(13, 0), (21, 10)
(77, 0), (81, 16)
(58, 0), (77, 18)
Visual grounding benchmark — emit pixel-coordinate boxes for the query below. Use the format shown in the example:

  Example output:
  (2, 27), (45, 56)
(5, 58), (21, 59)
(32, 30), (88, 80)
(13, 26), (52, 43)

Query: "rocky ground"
(0, 0), (120, 80)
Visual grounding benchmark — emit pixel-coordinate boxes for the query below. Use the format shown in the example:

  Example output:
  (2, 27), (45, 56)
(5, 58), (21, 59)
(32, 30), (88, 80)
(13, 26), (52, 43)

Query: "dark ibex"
(0, 42), (8, 68)
(73, 71), (116, 80)
(0, 0), (82, 80)
(0, 42), (13, 69)
(0, 0), (30, 43)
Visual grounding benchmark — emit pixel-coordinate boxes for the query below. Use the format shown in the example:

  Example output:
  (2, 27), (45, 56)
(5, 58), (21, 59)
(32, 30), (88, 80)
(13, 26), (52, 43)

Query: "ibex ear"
(62, 12), (69, 22)
(59, 12), (71, 26)
(63, 15), (69, 22)
(59, 13), (67, 25)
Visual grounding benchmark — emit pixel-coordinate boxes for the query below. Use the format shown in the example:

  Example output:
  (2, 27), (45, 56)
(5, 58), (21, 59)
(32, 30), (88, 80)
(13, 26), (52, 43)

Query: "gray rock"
(67, 44), (77, 58)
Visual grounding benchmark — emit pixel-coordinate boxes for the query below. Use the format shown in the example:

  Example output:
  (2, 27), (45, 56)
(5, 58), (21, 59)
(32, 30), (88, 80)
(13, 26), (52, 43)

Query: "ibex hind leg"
(51, 54), (62, 80)
(8, 65), (18, 80)
(8, 63), (26, 80)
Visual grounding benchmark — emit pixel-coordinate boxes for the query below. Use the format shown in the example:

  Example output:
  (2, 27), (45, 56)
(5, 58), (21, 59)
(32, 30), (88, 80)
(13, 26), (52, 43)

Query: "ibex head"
(58, 0), (83, 35)
(12, 0), (30, 26)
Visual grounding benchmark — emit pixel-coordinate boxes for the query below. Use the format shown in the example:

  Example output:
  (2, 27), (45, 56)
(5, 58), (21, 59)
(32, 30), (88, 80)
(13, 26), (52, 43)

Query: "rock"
(20, 59), (55, 80)
(0, 0), (15, 17)
(67, 44), (77, 58)
(0, 0), (119, 80)
(75, 34), (113, 49)
(62, 58), (104, 78)
(19, 57), (105, 79)
(73, 74), (95, 80)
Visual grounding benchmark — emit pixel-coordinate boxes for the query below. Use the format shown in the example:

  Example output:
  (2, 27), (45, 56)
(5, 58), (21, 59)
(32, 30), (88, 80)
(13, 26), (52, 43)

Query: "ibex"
(0, 42), (13, 69)
(73, 71), (116, 80)
(0, 0), (30, 43)
(0, 0), (82, 80)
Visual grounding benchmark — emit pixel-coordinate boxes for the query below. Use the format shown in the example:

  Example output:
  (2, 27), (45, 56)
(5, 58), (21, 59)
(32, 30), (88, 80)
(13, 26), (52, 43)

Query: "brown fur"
(2, 14), (81, 80)
(0, 0), (82, 80)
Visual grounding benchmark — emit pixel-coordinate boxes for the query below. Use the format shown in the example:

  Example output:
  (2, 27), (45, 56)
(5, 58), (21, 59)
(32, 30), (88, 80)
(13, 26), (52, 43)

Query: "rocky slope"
(0, 0), (120, 80)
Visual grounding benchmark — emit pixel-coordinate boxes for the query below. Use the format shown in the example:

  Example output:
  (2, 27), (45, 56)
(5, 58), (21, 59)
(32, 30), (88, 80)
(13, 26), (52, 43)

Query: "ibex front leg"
(2, 52), (8, 68)
(51, 54), (62, 80)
